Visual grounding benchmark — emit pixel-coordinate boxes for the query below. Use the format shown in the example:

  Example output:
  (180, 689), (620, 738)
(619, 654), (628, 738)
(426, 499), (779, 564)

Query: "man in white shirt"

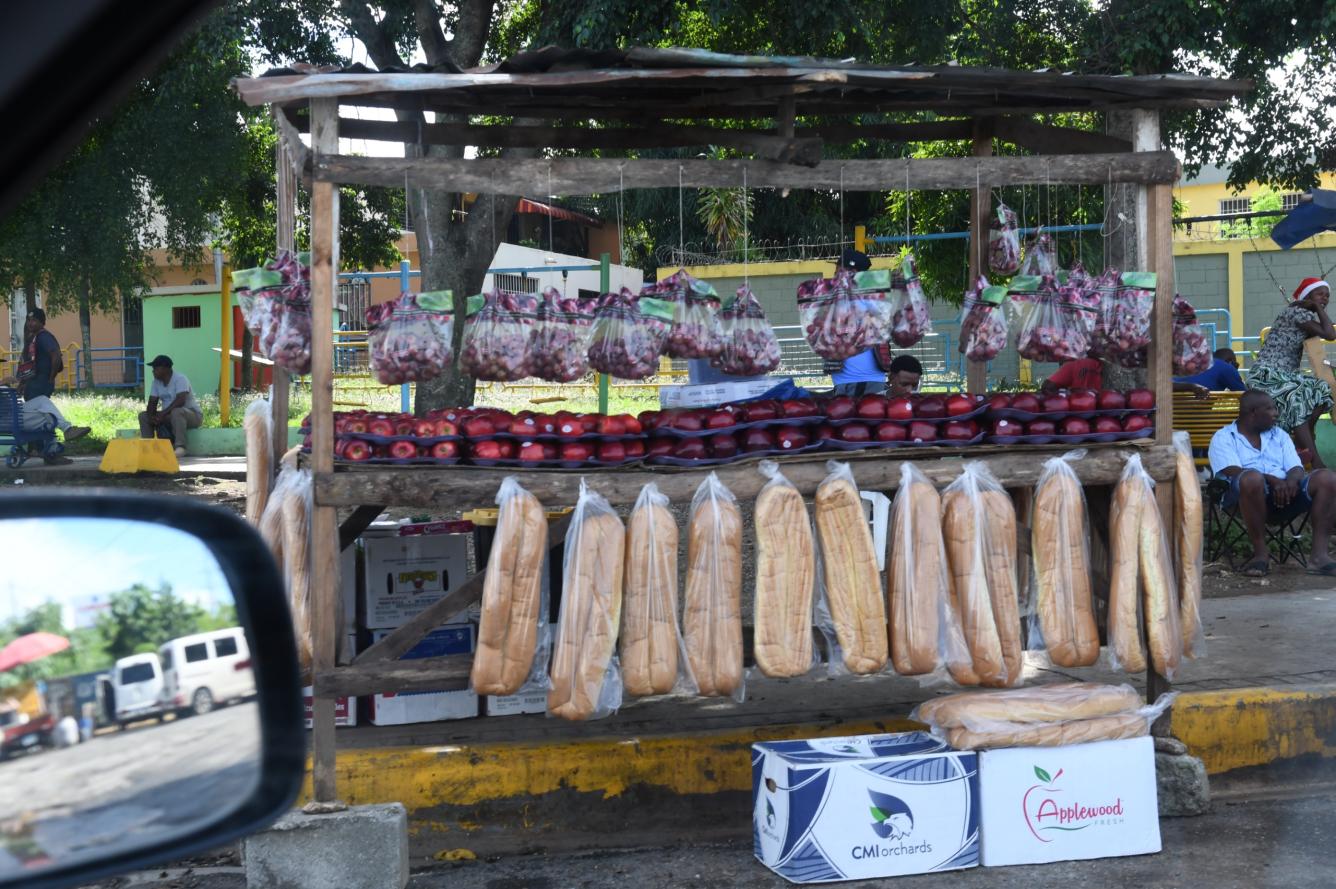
(1209, 389), (1336, 576)
(138, 354), (202, 457)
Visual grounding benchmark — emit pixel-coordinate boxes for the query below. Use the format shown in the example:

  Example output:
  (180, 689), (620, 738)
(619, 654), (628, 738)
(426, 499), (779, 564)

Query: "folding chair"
(1203, 475), (1310, 568)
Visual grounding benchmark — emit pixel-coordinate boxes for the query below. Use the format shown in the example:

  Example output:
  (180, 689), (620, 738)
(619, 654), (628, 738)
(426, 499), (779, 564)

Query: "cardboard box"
(753, 732), (979, 883)
(366, 623), (478, 726)
(485, 691), (548, 717)
(978, 736), (1160, 867)
(303, 686), (356, 728)
(363, 523), (470, 628)
(659, 377), (786, 409)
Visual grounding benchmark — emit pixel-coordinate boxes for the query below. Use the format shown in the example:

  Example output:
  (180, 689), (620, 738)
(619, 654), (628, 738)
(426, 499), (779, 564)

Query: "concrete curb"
(301, 683), (1336, 859)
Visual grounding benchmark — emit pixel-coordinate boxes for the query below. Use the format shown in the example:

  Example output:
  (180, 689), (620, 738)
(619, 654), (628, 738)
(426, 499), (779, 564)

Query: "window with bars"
(172, 306), (201, 329)
(1219, 197), (1251, 216)
(493, 273), (539, 294)
(1281, 192), (1305, 211)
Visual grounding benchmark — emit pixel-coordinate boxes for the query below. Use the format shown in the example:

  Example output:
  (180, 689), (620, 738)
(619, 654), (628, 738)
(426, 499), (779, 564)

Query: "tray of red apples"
(988, 412), (1154, 445)
(643, 424), (823, 465)
(644, 397), (823, 437)
(813, 416), (986, 449)
(822, 392), (988, 426)
(985, 388), (1157, 421)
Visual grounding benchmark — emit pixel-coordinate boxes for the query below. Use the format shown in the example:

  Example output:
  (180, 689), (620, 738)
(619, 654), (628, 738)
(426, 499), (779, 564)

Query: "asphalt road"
(0, 703), (260, 880)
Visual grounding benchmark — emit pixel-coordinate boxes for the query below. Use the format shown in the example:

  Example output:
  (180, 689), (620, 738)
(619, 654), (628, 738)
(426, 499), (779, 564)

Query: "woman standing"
(1249, 277), (1336, 468)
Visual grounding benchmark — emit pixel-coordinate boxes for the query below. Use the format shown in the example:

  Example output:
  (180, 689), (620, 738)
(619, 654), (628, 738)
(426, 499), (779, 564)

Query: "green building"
(141, 286), (234, 398)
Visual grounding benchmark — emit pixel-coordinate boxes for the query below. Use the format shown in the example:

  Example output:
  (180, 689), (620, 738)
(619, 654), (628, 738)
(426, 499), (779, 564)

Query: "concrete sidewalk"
(3, 454), (246, 480)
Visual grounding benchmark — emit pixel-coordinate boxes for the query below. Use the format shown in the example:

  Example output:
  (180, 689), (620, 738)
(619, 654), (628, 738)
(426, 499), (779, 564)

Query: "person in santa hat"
(1249, 277), (1336, 467)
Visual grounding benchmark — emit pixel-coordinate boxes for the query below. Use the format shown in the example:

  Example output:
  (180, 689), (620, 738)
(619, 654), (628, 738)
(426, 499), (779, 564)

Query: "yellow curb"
(300, 686), (1336, 813)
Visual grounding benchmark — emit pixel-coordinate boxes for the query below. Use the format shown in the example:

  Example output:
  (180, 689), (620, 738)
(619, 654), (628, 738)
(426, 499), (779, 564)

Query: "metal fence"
(73, 346), (143, 389)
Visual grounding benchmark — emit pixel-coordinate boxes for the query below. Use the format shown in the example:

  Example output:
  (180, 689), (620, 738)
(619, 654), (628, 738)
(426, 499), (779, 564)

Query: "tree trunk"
(79, 275), (94, 389)
(1102, 110), (1147, 392)
(241, 328), (254, 390)
(22, 279), (37, 317)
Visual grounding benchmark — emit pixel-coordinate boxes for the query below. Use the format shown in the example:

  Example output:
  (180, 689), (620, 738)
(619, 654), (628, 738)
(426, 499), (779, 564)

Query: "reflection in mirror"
(0, 519), (258, 879)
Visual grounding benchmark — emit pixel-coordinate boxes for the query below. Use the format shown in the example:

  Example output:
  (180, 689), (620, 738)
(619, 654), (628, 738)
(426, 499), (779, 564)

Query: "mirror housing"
(0, 489), (305, 889)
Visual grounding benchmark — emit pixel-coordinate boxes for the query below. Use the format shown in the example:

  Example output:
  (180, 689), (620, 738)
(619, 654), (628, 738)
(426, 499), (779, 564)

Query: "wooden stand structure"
(235, 52), (1250, 802)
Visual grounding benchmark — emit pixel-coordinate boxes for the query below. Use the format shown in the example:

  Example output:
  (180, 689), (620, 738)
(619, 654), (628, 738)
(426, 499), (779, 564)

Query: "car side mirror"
(0, 489), (304, 889)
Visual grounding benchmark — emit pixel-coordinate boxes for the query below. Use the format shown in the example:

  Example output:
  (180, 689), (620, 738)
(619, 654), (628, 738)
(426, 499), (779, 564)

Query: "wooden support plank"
(270, 117), (296, 483)
(354, 512), (574, 665)
(273, 105), (312, 186)
(308, 96), (341, 803)
(313, 152), (1181, 195)
(338, 504), (384, 551)
(315, 443), (1177, 510)
(966, 118), (993, 394)
(314, 654), (472, 698)
(993, 117), (1132, 155)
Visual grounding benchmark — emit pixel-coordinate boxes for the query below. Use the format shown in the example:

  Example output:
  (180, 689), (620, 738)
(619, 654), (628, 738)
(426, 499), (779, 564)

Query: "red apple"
(1068, 389), (1098, 412)
(709, 433), (739, 458)
(555, 412), (583, 437)
(1094, 417), (1122, 434)
(742, 400), (780, 423)
(1127, 389), (1156, 410)
(669, 410), (705, 432)
(345, 417), (368, 434)
(495, 439), (516, 459)
(856, 395), (887, 419)
(1097, 390), (1127, 411)
(368, 417), (395, 437)
(909, 421), (938, 442)
(946, 394), (976, 416)
(559, 441), (594, 461)
(430, 440), (459, 459)
(743, 428), (777, 452)
(993, 418), (1024, 436)
(1011, 393), (1042, 413)
(886, 397), (914, 421)
(916, 396), (947, 419)
(624, 439), (646, 459)
(876, 422), (908, 442)
(637, 411), (659, 431)
(411, 419), (436, 438)
(783, 399), (820, 418)
(1059, 417), (1092, 436)
(1026, 420), (1057, 436)
(813, 423), (838, 442)
(471, 440), (503, 460)
(518, 441), (546, 462)
(673, 438), (708, 460)
(619, 414), (643, 434)
(706, 409), (735, 429)
(943, 420), (976, 441)
(461, 416), (495, 438)
(392, 418), (414, 436)
(342, 439), (372, 461)
(825, 395), (856, 420)
(540, 442), (558, 460)
(534, 413), (557, 434)
(777, 427), (811, 450)
(839, 424), (871, 443)
(434, 419), (458, 437)
(597, 415), (627, 436)
(1123, 414), (1153, 432)
(987, 393), (1013, 411)
(598, 440), (627, 462)
(647, 437), (675, 458)
(1042, 393), (1069, 413)
(576, 414), (598, 434)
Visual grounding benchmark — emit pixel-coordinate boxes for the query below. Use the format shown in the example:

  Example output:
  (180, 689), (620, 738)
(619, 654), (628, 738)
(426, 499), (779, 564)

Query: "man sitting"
(886, 354), (923, 398)
(138, 354), (202, 458)
(1175, 347), (1247, 392)
(1208, 389), (1336, 576)
(1, 367), (91, 464)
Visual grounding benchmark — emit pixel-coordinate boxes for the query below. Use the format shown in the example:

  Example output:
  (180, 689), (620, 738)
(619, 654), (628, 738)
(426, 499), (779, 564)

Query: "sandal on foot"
(1241, 560), (1270, 577)
(1307, 562), (1336, 577)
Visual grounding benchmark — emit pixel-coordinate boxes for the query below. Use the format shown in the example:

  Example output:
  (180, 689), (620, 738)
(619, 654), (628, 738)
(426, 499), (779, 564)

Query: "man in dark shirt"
(1175, 348), (1247, 392)
(21, 309), (62, 400)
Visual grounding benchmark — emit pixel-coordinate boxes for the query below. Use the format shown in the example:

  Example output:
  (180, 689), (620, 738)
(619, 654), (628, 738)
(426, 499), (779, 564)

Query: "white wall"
(481, 243), (642, 297)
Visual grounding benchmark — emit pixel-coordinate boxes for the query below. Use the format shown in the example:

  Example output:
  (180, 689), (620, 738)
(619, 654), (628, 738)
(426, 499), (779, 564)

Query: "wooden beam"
(314, 654), (472, 698)
(315, 443), (1177, 510)
(270, 113), (296, 484)
(993, 117), (1132, 155)
(313, 151), (1181, 195)
(272, 105), (312, 186)
(354, 512), (574, 665)
(966, 118), (993, 395)
(308, 96), (341, 804)
(338, 504), (384, 551)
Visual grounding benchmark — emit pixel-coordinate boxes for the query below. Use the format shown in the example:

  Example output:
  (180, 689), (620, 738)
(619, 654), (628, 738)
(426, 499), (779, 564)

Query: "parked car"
(110, 652), (165, 726)
(159, 627), (255, 717)
(0, 700), (56, 760)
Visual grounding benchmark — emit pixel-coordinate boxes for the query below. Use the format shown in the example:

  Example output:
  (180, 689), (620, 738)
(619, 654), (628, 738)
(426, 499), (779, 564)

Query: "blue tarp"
(1271, 189), (1336, 249)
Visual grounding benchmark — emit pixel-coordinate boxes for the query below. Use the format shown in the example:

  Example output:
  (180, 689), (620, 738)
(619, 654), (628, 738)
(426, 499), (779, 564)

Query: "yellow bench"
(1172, 390), (1242, 467)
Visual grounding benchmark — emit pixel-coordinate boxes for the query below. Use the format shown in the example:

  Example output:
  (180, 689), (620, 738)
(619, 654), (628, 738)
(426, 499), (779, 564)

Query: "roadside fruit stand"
(232, 50), (1250, 808)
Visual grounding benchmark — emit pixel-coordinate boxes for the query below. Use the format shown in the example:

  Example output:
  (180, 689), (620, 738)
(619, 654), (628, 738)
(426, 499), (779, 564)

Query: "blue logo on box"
(868, 790), (914, 840)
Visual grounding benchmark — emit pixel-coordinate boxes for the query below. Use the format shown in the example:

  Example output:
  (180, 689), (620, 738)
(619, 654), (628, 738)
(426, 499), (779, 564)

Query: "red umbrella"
(0, 632), (70, 672)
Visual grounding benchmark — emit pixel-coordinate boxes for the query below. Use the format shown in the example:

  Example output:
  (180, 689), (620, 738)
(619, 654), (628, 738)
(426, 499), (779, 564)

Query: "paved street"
(0, 703), (259, 879)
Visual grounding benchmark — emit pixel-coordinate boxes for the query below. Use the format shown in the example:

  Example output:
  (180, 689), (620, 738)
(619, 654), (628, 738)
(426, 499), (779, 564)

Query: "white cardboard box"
(485, 691), (548, 717)
(302, 686), (356, 728)
(659, 377), (785, 409)
(362, 523), (470, 629)
(752, 732), (979, 883)
(978, 736), (1160, 867)
(366, 624), (478, 726)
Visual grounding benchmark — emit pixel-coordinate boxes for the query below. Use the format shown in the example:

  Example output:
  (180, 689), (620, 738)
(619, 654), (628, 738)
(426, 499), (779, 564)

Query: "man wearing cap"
(1248, 277), (1336, 468)
(139, 355), (202, 457)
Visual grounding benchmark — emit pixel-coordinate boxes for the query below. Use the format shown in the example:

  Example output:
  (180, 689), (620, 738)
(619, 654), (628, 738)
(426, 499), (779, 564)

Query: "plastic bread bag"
(812, 461), (889, 676)
(941, 462), (1023, 688)
(987, 202), (1021, 275)
(274, 467), (314, 678)
(471, 477), (552, 697)
(655, 269), (724, 360)
(367, 290), (454, 385)
(1107, 455), (1151, 674)
(887, 463), (975, 684)
(1028, 452), (1100, 667)
(1173, 430), (1206, 658)
(752, 461), (818, 679)
(683, 472), (745, 700)
(244, 399), (273, 526)
(1121, 455), (1184, 680)
(712, 284), (782, 376)
(588, 288), (673, 379)
(958, 276), (1009, 362)
(547, 481), (625, 721)
(460, 290), (538, 381)
(621, 483), (697, 696)
(889, 253), (934, 348)
(532, 287), (598, 383)
(797, 269), (892, 360)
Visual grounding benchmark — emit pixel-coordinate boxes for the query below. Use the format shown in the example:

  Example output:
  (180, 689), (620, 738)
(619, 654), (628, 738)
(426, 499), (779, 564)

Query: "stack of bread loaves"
(813, 461), (888, 674)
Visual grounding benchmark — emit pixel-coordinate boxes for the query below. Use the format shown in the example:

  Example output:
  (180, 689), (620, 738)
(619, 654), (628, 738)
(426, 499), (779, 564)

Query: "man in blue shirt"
(1209, 389), (1336, 576)
(1176, 348), (1247, 392)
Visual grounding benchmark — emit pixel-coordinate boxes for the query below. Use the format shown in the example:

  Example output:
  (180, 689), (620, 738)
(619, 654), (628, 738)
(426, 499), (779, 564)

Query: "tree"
(0, 603), (111, 691)
(96, 583), (205, 661)
(1219, 187), (1286, 241)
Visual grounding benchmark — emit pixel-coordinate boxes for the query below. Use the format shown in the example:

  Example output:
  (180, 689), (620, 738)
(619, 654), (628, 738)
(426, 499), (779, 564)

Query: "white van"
(159, 628), (256, 717)
(111, 653), (164, 726)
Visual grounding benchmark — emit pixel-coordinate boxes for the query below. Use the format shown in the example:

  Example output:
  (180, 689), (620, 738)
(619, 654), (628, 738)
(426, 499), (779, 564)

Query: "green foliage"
(96, 584), (206, 661)
(1219, 187), (1286, 241)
